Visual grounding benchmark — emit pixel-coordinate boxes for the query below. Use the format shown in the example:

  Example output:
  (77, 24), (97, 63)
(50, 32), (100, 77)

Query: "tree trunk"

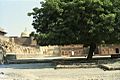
(87, 42), (96, 60)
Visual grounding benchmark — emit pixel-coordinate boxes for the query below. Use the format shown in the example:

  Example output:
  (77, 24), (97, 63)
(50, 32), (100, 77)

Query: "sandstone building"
(9, 28), (37, 46)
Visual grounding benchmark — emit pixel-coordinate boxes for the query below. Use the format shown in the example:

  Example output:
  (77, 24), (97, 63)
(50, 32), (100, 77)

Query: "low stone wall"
(0, 36), (119, 59)
(100, 47), (116, 55)
(40, 46), (61, 56)
(40, 45), (84, 57)
(60, 45), (84, 57)
(40, 45), (119, 57)
(99, 44), (120, 55)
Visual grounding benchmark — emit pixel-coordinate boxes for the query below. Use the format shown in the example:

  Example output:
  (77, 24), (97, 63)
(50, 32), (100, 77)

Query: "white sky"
(0, 0), (44, 36)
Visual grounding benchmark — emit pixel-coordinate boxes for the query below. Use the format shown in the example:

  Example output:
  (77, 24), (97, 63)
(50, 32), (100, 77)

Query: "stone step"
(55, 63), (97, 69)
(99, 63), (120, 70)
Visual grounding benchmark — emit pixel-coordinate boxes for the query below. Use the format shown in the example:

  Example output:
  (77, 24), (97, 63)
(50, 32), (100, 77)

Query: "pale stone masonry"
(40, 45), (118, 57)
(0, 36), (119, 59)
(0, 38), (40, 59)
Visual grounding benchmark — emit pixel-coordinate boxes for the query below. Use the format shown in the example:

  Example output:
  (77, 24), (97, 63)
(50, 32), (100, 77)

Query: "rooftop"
(0, 27), (7, 34)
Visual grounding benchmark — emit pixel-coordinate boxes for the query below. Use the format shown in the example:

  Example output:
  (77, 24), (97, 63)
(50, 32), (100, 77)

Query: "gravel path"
(0, 63), (120, 80)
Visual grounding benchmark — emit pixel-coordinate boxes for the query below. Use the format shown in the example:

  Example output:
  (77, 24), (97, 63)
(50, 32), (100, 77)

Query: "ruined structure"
(0, 27), (40, 59)
(0, 27), (119, 59)
(9, 28), (37, 46)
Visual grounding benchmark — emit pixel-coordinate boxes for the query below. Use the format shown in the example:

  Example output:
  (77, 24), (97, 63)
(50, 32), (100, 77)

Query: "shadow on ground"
(0, 58), (120, 70)
(0, 63), (56, 69)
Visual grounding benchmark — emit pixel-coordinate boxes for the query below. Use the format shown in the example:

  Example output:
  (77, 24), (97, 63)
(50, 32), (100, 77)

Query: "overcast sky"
(0, 0), (44, 36)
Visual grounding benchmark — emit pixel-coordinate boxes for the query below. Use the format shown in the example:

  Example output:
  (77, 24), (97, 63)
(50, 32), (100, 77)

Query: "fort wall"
(0, 36), (119, 59)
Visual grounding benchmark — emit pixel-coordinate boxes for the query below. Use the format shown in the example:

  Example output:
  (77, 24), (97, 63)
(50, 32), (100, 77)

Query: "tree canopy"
(28, 0), (120, 46)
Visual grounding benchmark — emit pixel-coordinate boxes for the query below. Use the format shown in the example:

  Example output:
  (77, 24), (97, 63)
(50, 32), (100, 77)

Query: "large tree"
(28, 0), (120, 59)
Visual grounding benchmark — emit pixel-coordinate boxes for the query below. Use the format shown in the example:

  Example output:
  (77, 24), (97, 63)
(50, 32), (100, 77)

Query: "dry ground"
(0, 63), (120, 80)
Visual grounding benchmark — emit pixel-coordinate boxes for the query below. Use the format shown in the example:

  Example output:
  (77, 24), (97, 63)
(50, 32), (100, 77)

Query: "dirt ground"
(0, 63), (120, 80)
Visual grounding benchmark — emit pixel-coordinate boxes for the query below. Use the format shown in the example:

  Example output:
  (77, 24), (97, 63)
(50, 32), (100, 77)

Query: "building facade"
(9, 28), (37, 46)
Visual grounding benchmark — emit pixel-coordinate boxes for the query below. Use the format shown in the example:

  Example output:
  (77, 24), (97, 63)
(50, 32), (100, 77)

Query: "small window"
(115, 48), (119, 53)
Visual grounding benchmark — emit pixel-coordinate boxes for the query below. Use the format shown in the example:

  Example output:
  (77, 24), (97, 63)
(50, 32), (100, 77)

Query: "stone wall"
(60, 45), (84, 57)
(100, 46), (117, 55)
(9, 37), (37, 46)
(40, 46), (61, 56)
(0, 38), (40, 59)
(0, 35), (119, 59)
(14, 37), (31, 46)
(40, 45), (119, 57)
(0, 35), (9, 42)
(40, 45), (84, 57)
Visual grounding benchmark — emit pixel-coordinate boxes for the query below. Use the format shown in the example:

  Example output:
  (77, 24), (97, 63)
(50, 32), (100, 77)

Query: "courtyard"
(0, 63), (120, 80)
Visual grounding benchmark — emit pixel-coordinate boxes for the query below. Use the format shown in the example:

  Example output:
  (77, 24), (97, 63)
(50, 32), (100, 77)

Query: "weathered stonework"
(0, 34), (119, 59)
(40, 45), (119, 57)
(9, 37), (37, 46)
(0, 38), (40, 59)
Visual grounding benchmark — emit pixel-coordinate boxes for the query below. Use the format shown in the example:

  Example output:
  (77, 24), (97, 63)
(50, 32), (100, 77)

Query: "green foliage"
(28, 0), (120, 45)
